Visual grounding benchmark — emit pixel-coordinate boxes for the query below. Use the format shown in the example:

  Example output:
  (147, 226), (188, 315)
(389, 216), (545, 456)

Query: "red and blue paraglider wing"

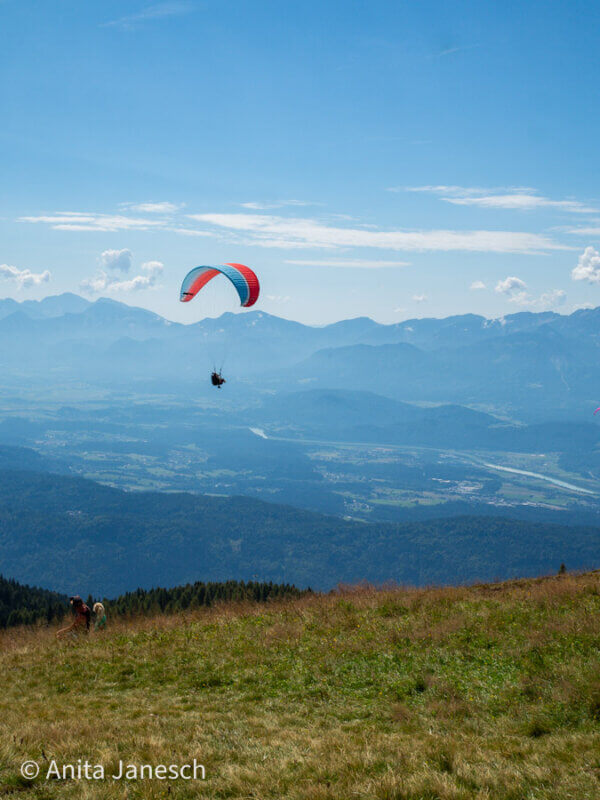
(179, 263), (260, 307)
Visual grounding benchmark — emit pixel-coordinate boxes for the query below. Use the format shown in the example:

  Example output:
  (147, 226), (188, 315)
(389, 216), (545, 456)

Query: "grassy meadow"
(1, 572), (600, 799)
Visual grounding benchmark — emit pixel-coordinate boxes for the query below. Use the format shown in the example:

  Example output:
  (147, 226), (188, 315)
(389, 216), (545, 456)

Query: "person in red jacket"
(56, 595), (91, 638)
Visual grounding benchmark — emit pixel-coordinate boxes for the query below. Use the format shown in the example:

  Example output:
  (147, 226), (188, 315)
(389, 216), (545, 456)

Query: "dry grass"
(1, 572), (600, 798)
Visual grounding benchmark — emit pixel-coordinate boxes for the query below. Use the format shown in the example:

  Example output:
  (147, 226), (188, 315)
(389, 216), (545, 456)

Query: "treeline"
(0, 574), (68, 628)
(102, 580), (311, 617)
(0, 574), (310, 629)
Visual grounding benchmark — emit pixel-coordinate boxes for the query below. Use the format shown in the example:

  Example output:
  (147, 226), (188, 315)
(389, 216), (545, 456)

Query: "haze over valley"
(0, 293), (599, 594)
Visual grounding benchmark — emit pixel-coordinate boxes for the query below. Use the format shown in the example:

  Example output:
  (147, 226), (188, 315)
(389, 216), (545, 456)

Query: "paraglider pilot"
(211, 371), (226, 388)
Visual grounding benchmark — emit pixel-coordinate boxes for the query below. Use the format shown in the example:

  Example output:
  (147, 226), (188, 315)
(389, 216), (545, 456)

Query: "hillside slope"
(1, 572), (599, 799)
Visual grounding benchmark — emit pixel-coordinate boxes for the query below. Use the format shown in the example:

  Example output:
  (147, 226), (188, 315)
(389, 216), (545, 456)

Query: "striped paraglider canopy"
(180, 263), (260, 308)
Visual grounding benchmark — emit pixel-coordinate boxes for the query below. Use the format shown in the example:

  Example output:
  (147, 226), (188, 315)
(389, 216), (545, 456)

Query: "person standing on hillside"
(93, 602), (107, 631)
(56, 595), (91, 638)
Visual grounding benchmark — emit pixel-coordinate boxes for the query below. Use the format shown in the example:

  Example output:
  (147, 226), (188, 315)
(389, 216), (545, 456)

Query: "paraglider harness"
(211, 370), (226, 388)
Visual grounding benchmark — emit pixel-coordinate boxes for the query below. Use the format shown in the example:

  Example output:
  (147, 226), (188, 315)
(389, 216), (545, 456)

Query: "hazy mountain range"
(0, 295), (598, 595)
(0, 293), (599, 420)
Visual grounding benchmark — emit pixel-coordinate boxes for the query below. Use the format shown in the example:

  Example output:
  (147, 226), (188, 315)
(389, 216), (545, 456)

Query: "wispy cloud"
(187, 212), (567, 254)
(448, 195), (596, 213)
(284, 258), (410, 268)
(435, 44), (480, 58)
(0, 264), (51, 288)
(413, 294), (428, 303)
(19, 209), (213, 238)
(470, 280), (486, 290)
(103, 2), (192, 30)
(17, 204), (572, 256)
(19, 212), (165, 233)
(240, 200), (318, 210)
(121, 201), (183, 214)
(168, 227), (212, 237)
(401, 186), (598, 214)
(565, 225), (600, 236)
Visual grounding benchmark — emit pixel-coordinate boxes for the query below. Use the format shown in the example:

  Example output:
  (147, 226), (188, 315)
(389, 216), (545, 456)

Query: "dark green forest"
(104, 580), (310, 617)
(0, 470), (597, 595)
(0, 574), (67, 628)
(0, 574), (309, 629)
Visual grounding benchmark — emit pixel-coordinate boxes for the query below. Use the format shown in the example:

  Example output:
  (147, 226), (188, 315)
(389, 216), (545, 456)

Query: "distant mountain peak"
(0, 292), (91, 320)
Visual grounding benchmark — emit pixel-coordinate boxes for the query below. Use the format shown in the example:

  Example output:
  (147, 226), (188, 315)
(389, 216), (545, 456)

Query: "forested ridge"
(0, 470), (598, 594)
(106, 580), (310, 617)
(0, 574), (309, 629)
(0, 574), (67, 628)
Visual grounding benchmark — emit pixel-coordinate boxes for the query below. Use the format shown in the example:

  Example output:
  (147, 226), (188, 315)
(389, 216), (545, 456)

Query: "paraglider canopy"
(594, 408), (600, 416)
(180, 263), (260, 307)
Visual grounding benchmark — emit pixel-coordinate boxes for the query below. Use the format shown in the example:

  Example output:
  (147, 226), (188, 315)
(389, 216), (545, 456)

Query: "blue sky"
(1, 0), (599, 324)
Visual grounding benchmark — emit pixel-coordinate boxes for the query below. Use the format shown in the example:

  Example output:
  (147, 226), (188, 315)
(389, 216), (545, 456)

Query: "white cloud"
(108, 261), (164, 292)
(448, 195), (596, 213)
(241, 202), (279, 211)
(572, 246), (600, 284)
(81, 255), (163, 294)
(99, 248), (133, 273)
(567, 226), (600, 236)
(538, 289), (567, 309)
(495, 276), (566, 308)
(167, 227), (212, 237)
(495, 276), (531, 306)
(470, 280), (486, 290)
(17, 200), (576, 262)
(19, 210), (217, 240)
(104, 2), (192, 30)
(122, 202), (183, 214)
(241, 200), (317, 210)
(507, 291), (531, 306)
(390, 185), (477, 194)
(265, 295), (291, 303)
(0, 264), (51, 288)
(495, 276), (528, 295)
(188, 212), (565, 254)
(19, 212), (165, 233)
(403, 186), (597, 214)
(17, 204), (572, 255)
(284, 258), (410, 268)
(413, 294), (428, 303)
(80, 273), (111, 294)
